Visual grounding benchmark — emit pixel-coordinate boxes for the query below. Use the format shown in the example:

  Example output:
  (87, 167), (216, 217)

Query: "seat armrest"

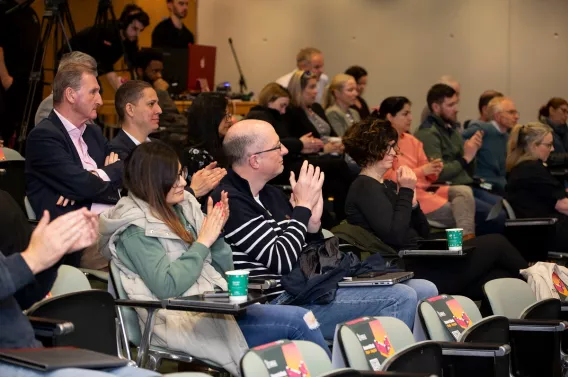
(509, 319), (568, 332)
(437, 341), (511, 357)
(29, 316), (74, 337)
(561, 302), (568, 312)
(114, 299), (162, 309)
(505, 218), (558, 226)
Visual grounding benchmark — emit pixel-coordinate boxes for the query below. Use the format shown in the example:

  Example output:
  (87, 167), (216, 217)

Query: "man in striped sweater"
(212, 120), (438, 339)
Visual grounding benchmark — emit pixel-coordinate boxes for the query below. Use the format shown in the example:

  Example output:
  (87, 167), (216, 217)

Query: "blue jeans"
(271, 279), (437, 339)
(472, 187), (505, 235)
(237, 303), (331, 357)
(0, 364), (159, 377)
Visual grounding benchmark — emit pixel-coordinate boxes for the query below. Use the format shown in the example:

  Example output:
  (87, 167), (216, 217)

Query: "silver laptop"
(338, 271), (414, 287)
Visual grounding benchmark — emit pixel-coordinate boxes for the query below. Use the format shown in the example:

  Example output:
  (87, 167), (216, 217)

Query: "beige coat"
(520, 262), (568, 300)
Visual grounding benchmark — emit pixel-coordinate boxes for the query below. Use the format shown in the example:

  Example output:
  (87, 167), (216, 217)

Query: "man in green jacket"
(415, 83), (505, 235)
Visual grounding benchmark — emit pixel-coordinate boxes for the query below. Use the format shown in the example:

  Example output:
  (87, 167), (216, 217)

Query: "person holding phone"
(378, 97), (475, 238)
(99, 142), (329, 376)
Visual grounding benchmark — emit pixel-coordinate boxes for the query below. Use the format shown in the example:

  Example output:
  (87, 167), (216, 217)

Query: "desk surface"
(99, 99), (257, 118)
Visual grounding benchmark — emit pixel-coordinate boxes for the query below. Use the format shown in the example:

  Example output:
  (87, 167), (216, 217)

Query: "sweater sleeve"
(416, 128), (466, 183)
(0, 252), (35, 301)
(223, 194), (311, 276)
(209, 236), (234, 276)
(353, 180), (415, 248)
(116, 225), (211, 300)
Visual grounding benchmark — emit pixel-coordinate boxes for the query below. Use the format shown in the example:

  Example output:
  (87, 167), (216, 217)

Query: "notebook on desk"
(338, 271), (414, 287)
(0, 347), (129, 371)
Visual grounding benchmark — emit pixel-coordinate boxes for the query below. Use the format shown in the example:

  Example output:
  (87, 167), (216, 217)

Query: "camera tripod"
(17, 0), (76, 152)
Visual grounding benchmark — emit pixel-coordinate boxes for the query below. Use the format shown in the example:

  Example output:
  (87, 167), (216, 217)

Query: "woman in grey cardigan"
(324, 73), (361, 136)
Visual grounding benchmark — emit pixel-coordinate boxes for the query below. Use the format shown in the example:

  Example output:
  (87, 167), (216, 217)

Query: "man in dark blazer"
(110, 80), (226, 199)
(25, 63), (122, 222)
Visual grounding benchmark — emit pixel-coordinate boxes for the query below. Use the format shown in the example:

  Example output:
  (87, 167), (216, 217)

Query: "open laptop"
(187, 44), (216, 91)
(160, 47), (188, 95)
(338, 271), (414, 287)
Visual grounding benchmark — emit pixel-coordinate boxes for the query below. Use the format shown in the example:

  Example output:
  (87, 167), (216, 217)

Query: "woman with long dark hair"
(343, 118), (527, 302)
(99, 142), (329, 375)
(183, 92), (232, 173)
(345, 65), (371, 120)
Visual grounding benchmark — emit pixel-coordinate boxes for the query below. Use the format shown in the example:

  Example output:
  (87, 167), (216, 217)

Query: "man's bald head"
(223, 119), (273, 166)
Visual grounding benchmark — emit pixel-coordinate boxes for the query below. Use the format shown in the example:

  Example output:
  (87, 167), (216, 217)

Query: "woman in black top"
(345, 66), (371, 120)
(247, 81), (352, 225)
(182, 93), (229, 201)
(506, 122), (568, 251)
(343, 118), (527, 300)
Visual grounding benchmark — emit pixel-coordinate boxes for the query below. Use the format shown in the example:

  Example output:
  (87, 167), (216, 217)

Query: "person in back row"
(538, 97), (568, 168)
(276, 47), (328, 104)
(415, 83), (506, 235)
(463, 90), (503, 129)
(506, 122), (568, 252)
(379, 97), (476, 237)
(110, 80), (225, 200)
(211, 119), (438, 339)
(99, 142), (330, 376)
(151, 0), (195, 49)
(343, 118), (527, 302)
(324, 73), (360, 136)
(463, 96), (519, 194)
(344, 65), (371, 120)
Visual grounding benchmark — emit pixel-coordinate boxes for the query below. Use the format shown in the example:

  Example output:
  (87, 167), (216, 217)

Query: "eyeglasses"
(250, 143), (282, 156)
(505, 109), (520, 116)
(175, 166), (189, 186)
(539, 142), (554, 150)
(386, 144), (400, 155)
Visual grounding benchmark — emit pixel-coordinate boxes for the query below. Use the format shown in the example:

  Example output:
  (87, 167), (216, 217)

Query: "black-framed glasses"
(175, 166), (189, 186)
(250, 143), (282, 156)
(386, 143), (400, 155)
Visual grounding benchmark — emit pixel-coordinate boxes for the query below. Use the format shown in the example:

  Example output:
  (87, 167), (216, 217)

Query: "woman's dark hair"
(344, 66), (368, 83)
(538, 97), (568, 118)
(187, 92), (229, 164)
(119, 4), (150, 29)
(375, 96), (412, 120)
(343, 118), (399, 168)
(124, 141), (193, 243)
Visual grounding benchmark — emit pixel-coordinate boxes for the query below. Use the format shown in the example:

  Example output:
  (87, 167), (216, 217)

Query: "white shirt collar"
(123, 129), (151, 146)
(491, 120), (506, 134)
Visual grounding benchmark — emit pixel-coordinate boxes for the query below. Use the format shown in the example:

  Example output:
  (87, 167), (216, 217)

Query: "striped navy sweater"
(211, 169), (320, 295)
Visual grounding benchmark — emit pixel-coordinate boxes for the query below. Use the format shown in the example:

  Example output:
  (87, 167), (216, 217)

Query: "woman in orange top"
(380, 97), (475, 237)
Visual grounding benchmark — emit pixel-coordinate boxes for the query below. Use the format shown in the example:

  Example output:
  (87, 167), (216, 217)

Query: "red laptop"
(187, 44), (216, 92)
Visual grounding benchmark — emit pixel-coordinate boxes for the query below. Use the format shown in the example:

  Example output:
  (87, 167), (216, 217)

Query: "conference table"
(98, 99), (258, 139)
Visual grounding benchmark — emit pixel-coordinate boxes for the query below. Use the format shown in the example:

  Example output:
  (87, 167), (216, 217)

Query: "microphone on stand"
(227, 37), (253, 100)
